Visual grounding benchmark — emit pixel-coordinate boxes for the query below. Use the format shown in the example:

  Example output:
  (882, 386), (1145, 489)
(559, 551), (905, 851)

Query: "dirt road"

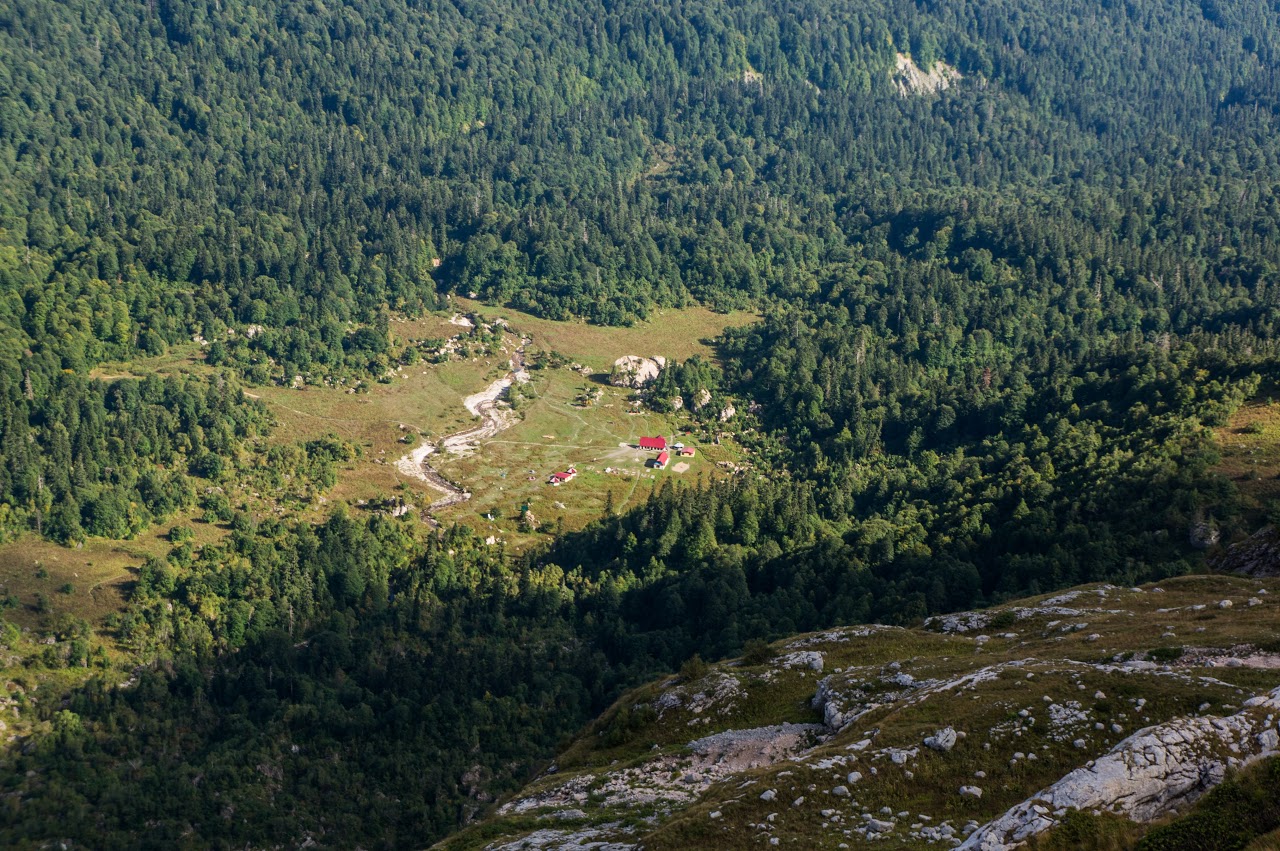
(395, 341), (530, 511)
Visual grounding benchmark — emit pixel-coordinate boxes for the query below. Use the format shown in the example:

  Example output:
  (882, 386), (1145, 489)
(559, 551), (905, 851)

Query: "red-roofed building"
(679, 447), (696, 457)
(548, 467), (578, 485)
(652, 451), (670, 470)
(638, 436), (667, 451)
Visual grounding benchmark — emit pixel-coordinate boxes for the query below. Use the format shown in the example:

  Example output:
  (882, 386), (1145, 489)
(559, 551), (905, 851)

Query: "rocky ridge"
(440, 576), (1280, 851)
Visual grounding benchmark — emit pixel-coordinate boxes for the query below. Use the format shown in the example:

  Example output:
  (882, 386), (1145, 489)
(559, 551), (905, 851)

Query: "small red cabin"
(653, 451), (670, 469)
(679, 447), (696, 457)
(548, 467), (578, 485)
(639, 436), (667, 451)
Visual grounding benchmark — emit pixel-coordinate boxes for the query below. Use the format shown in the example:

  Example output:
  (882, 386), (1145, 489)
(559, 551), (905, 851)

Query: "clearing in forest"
(1215, 397), (1280, 525)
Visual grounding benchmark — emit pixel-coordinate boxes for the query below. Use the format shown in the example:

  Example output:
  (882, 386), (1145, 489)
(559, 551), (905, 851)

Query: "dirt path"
(395, 341), (531, 511)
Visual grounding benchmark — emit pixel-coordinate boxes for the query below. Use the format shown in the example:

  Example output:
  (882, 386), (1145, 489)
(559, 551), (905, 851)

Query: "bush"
(679, 653), (709, 682)
(989, 609), (1019, 630)
(1148, 646), (1185, 663)
(742, 639), (773, 666)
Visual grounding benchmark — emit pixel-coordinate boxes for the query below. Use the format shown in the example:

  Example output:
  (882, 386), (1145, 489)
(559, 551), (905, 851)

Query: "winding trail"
(396, 344), (530, 511)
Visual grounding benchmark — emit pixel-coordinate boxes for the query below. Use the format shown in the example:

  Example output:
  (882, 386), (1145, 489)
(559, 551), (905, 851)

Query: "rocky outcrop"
(893, 52), (961, 96)
(486, 825), (636, 850)
(960, 686), (1280, 850)
(468, 577), (1280, 851)
(1217, 525), (1280, 577)
(609, 355), (665, 389)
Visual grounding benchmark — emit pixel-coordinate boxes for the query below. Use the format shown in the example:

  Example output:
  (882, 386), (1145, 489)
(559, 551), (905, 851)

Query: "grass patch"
(452, 298), (757, 368)
(1214, 397), (1280, 525)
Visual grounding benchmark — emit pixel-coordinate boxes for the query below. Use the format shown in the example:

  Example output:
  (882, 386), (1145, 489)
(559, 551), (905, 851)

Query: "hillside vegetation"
(3, 0), (1280, 848)
(451, 575), (1280, 850)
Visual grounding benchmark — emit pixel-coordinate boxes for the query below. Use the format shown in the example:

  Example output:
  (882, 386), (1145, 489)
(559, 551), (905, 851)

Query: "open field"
(251, 306), (757, 544)
(1215, 397), (1280, 525)
(0, 516), (224, 632)
(433, 364), (745, 546)
(445, 298), (756, 367)
(250, 354), (501, 514)
(89, 341), (214, 380)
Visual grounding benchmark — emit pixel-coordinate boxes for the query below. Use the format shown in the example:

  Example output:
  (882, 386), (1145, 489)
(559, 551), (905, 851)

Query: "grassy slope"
(1215, 397), (1280, 528)
(448, 575), (1280, 851)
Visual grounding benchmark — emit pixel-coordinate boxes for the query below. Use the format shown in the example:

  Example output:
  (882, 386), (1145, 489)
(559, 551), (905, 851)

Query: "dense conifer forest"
(3, 0), (1280, 846)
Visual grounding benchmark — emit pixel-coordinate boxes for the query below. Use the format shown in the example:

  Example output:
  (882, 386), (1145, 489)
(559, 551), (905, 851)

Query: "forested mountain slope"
(4, 0), (1280, 848)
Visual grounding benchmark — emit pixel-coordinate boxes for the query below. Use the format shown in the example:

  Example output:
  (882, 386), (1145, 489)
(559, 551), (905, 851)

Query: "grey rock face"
(609, 355), (664, 389)
(960, 686), (1280, 850)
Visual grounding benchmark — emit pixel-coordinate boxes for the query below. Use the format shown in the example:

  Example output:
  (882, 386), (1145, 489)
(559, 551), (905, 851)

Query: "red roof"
(639, 436), (667, 450)
(656, 451), (670, 466)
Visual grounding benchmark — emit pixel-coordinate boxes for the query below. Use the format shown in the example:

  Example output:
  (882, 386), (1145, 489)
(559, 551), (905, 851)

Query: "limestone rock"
(778, 651), (824, 672)
(693, 388), (713, 410)
(1189, 518), (1221, 550)
(609, 355), (664, 389)
(925, 727), (959, 753)
(959, 686), (1280, 850)
(959, 786), (983, 799)
(1216, 525), (1280, 577)
(893, 52), (961, 97)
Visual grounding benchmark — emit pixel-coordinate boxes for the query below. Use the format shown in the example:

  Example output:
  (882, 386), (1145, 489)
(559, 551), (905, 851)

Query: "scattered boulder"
(812, 676), (848, 729)
(693, 388), (713, 410)
(925, 727), (959, 753)
(959, 786), (984, 799)
(778, 651), (824, 672)
(760, 789), (777, 802)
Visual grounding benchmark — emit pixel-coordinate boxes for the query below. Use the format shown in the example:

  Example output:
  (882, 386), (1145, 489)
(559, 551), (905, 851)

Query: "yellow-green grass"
(249, 309), (754, 544)
(0, 516), (225, 632)
(249, 351), (498, 513)
(450, 297), (757, 367)
(1250, 828), (1280, 850)
(88, 341), (213, 380)
(432, 364), (745, 547)
(1216, 398), (1280, 523)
